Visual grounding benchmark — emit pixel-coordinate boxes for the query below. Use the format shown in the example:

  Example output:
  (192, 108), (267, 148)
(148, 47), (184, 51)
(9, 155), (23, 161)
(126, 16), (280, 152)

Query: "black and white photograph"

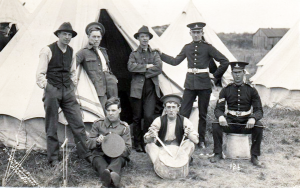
(0, 0), (299, 187)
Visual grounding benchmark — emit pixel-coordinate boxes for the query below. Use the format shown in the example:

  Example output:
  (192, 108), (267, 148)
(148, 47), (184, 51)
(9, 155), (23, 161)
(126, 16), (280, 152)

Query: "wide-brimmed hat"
(54, 22), (77, 38)
(85, 22), (105, 36)
(134, 25), (153, 39)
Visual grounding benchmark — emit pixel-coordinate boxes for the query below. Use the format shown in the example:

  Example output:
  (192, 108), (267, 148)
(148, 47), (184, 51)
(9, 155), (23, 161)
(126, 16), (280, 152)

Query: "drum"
(102, 133), (126, 158)
(154, 145), (189, 179)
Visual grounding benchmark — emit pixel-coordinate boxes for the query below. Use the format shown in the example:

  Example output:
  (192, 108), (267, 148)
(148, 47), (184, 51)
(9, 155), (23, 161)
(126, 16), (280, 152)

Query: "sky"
(21, 0), (300, 33)
(130, 0), (300, 33)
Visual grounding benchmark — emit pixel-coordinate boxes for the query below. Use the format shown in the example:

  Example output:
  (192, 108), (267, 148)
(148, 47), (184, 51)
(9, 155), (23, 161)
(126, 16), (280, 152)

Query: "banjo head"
(158, 145), (189, 167)
(101, 133), (125, 158)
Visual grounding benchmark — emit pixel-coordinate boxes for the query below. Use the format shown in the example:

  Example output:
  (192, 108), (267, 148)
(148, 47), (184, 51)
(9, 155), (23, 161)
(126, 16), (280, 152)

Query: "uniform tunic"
(161, 41), (229, 90)
(76, 44), (118, 108)
(213, 83), (264, 156)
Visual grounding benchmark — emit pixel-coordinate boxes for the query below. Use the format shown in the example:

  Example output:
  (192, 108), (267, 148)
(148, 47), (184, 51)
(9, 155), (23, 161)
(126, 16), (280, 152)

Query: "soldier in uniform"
(87, 97), (131, 188)
(128, 26), (162, 152)
(156, 22), (229, 149)
(36, 22), (93, 166)
(210, 62), (264, 167)
(144, 94), (199, 164)
(0, 22), (11, 52)
(76, 22), (118, 109)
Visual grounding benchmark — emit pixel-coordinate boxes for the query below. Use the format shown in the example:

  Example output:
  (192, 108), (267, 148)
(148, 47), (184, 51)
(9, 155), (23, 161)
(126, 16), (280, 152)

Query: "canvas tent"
(251, 20), (300, 110)
(0, 0), (189, 150)
(160, 0), (236, 89)
(0, 0), (107, 149)
(0, 0), (29, 29)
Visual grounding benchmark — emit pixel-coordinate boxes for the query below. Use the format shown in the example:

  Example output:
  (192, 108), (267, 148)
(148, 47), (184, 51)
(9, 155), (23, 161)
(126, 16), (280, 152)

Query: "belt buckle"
(192, 68), (198, 74)
(236, 111), (241, 116)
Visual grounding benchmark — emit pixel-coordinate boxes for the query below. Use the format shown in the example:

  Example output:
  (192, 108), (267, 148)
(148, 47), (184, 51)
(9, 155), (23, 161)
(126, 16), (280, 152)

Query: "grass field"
(1, 105), (300, 188)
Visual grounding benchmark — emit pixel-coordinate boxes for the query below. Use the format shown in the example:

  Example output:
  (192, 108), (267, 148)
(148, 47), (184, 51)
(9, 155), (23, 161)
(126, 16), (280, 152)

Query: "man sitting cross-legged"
(144, 94), (199, 166)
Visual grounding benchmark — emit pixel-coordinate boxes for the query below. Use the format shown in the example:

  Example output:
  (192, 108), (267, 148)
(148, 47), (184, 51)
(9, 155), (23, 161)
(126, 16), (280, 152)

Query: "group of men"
(36, 21), (264, 187)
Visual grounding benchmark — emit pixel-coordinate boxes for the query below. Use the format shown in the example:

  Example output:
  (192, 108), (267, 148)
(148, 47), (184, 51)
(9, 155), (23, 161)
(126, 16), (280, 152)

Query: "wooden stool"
(224, 133), (250, 159)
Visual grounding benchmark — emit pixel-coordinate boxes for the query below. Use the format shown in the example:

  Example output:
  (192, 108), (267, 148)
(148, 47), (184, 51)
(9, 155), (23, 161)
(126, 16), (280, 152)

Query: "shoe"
(111, 171), (121, 187)
(198, 142), (206, 149)
(251, 155), (263, 167)
(135, 145), (144, 153)
(189, 157), (194, 166)
(101, 169), (111, 187)
(210, 153), (222, 163)
(86, 155), (94, 163)
(50, 160), (59, 167)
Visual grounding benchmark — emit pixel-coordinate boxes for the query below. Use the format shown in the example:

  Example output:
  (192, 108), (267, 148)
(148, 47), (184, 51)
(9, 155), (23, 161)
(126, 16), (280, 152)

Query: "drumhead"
(159, 145), (189, 167)
(102, 133), (125, 158)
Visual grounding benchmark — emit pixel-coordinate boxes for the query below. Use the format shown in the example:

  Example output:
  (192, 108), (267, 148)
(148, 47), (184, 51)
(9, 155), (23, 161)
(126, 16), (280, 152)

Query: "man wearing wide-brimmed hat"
(0, 22), (11, 52)
(76, 22), (118, 109)
(144, 94), (199, 166)
(156, 22), (229, 151)
(128, 26), (162, 152)
(36, 22), (93, 167)
(211, 62), (264, 167)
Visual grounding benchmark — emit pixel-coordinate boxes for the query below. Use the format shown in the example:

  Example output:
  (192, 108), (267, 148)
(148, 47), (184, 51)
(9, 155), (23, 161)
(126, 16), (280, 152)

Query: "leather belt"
(187, 68), (209, 74)
(228, 110), (251, 117)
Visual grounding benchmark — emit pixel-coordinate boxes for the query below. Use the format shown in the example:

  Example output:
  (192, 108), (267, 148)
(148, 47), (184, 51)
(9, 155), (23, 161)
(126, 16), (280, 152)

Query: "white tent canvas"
(160, 0), (235, 89)
(0, 0), (193, 150)
(0, 0), (29, 28)
(251, 19), (300, 110)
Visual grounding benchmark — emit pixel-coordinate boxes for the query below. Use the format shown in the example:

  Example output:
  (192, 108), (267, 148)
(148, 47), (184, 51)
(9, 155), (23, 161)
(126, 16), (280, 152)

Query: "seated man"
(210, 62), (264, 167)
(144, 94), (199, 165)
(87, 97), (131, 188)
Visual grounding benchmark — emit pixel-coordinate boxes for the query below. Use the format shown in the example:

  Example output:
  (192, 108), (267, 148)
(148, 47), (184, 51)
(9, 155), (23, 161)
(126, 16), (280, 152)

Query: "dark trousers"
(98, 72), (118, 110)
(212, 118), (263, 156)
(180, 89), (212, 143)
(131, 79), (157, 147)
(92, 155), (126, 176)
(43, 83), (92, 163)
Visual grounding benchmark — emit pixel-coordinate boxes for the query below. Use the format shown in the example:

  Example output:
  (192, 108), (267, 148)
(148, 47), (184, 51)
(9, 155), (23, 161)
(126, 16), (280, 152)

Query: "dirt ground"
(1, 107), (300, 187)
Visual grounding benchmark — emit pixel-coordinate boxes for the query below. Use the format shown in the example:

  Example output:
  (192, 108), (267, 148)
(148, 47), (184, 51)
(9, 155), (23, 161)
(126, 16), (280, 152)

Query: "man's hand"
(153, 48), (162, 55)
(219, 116), (228, 127)
(246, 118), (256, 129)
(184, 126), (191, 136)
(96, 134), (105, 144)
(148, 127), (158, 138)
(146, 64), (154, 69)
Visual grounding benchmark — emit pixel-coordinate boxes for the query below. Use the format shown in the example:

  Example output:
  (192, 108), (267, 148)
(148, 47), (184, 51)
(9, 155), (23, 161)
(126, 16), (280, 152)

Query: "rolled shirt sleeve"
(144, 117), (161, 143)
(36, 47), (51, 89)
(183, 117), (199, 144)
(70, 58), (78, 86)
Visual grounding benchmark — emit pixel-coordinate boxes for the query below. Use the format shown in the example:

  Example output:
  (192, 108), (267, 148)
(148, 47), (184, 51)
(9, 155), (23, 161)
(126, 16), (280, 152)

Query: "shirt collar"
(192, 40), (203, 44)
(84, 43), (97, 50)
(104, 117), (120, 128)
(137, 45), (152, 53)
(233, 82), (245, 87)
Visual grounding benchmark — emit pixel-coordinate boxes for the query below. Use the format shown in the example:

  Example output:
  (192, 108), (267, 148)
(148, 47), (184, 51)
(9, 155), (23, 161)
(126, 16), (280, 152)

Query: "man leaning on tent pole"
(156, 22), (229, 151)
(76, 22), (118, 110)
(36, 22), (94, 167)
